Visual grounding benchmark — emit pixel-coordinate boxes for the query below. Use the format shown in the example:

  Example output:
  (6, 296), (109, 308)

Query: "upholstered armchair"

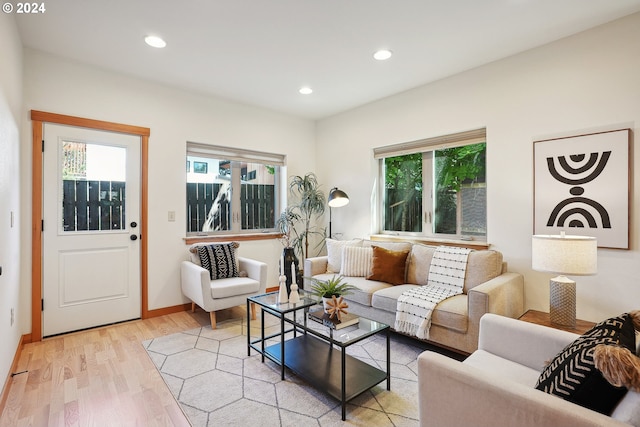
(181, 242), (267, 329)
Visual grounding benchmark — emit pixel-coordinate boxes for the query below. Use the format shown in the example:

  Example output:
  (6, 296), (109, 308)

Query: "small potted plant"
(307, 275), (357, 312)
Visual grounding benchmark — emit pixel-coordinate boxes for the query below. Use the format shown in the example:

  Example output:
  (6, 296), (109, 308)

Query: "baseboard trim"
(145, 303), (192, 318)
(0, 334), (29, 417)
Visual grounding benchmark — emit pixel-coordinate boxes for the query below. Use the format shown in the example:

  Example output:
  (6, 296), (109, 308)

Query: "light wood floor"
(0, 308), (231, 427)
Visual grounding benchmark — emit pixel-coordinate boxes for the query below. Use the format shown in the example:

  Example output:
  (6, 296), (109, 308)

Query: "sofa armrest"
(418, 351), (628, 427)
(180, 260), (210, 308)
(238, 257), (268, 294)
(478, 313), (578, 371)
(468, 272), (524, 322)
(304, 256), (328, 286)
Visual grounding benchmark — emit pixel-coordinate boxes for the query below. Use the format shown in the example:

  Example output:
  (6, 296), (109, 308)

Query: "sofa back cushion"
(406, 245), (503, 292)
(326, 238), (363, 273)
(464, 250), (504, 292)
(407, 244), (436, 285)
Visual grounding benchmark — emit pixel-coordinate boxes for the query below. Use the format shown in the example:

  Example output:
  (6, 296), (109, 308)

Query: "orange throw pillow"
(366, 246), (410, 285)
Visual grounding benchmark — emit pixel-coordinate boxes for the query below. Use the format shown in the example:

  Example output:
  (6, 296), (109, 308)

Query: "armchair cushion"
(196, 242), (239, 280)
(209, 276), (260, 299)
(535, 312), (637, 415)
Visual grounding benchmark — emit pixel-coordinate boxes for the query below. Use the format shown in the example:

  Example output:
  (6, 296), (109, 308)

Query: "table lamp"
(327, 187), (349, 238)
(531, 233), (597, 328)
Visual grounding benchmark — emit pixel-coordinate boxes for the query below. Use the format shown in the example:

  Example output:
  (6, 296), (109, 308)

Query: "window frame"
(186, 142), (286, 236)
(375, 128), (487, 240)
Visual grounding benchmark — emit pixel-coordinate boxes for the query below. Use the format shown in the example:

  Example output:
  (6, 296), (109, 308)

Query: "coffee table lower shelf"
(263, 334), (388, 418)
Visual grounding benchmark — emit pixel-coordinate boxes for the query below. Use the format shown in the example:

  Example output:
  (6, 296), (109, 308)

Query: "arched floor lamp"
(328, 187), (349, 238)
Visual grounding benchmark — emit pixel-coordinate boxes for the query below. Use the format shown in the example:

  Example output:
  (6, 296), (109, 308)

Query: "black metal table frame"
(246, 293), (391, 420)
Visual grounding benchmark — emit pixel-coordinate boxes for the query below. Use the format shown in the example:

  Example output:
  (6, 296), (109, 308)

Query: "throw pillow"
(196, 242), (240, 280)
(340, 246), (373, 277)
(535, 312), (638, 415)
(326, 238), (362, 273)
(366, 246), (410, 285)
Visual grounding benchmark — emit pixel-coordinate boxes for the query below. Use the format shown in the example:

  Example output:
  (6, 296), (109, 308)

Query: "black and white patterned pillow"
(197, 242), (239, 280)
(535, 313), (637, 414)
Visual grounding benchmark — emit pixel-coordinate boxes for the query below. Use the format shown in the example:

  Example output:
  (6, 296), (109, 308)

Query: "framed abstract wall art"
(533, 128), (630, 249)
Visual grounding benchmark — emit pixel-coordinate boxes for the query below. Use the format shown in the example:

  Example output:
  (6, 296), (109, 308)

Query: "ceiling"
(15, 0), (640, 120)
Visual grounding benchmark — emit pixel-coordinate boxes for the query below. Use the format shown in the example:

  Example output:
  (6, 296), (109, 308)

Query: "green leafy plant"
(274, 207), (301, 248)
(286, 172), (326, 260)
(306, 275), (357, 298)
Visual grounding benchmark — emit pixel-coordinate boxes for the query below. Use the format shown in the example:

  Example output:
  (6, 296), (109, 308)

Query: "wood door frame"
(30, 110), (150, 341)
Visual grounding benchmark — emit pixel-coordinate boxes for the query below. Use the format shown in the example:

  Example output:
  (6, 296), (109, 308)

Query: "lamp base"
(549, 276), (576, 328)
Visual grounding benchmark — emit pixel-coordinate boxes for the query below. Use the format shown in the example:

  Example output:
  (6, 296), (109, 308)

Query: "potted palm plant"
(307, 275), (357, 312)
(276, 172), (327, 290)
(288, 172), (326, 261)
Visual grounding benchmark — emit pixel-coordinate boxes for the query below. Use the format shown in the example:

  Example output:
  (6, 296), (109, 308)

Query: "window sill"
(369, 234), (490, 250)
(184, 232), (283, 245)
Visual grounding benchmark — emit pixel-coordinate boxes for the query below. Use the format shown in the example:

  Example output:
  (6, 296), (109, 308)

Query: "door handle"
(130, 235), (138, 241)
(130, 221), (138, 228)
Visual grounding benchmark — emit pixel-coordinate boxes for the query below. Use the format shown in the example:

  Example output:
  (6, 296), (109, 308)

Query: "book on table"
(309, 309), (359, 330)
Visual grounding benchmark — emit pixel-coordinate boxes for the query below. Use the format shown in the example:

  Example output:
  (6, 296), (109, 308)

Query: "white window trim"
(186, 142), (286, 236)
(375, 128), (487, 240)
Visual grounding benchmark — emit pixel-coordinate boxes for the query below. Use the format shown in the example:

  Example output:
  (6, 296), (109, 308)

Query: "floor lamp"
(531, 233), (597, 328)
(327, 187), (349, 238)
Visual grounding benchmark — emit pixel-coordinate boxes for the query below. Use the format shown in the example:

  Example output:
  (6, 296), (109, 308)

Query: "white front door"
(42, 124), (141, 336)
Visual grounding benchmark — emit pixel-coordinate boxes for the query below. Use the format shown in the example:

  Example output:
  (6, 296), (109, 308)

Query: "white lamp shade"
(327, 188), (349, 207)
(532, 234), (597, 276)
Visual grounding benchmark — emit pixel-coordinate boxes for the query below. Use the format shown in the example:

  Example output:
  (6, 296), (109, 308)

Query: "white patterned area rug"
(142, 314), (429, 427)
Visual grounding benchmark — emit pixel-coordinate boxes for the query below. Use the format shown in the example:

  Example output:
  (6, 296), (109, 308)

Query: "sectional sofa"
(304, 239), (525, 354)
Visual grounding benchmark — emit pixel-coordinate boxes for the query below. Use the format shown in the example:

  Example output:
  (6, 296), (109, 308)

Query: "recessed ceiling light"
(145, 35), (166, 48)
(299, 87), (313, 95)
(373, 49), (392, 61)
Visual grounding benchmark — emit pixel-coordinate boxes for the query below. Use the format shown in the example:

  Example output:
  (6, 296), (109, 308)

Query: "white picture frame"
(533, 129), (630, 249)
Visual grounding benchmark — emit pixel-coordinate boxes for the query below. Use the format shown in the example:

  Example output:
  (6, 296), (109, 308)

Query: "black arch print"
(545, 152), (612, 229)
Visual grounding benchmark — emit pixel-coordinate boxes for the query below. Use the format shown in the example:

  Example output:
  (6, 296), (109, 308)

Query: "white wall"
(0, 14), (23, 389)
(316, 12), (640, 322)
(21, 49), (317, 324)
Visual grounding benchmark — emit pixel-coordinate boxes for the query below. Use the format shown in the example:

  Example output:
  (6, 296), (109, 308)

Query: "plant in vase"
(307, 275), (357, 313)
(287, 172), (326, 262)
(276, 172), (327, 289)
(275, 208), (302, 293)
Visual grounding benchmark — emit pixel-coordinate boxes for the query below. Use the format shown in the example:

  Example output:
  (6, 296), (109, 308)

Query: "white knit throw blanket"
(395, 246), (472, 339)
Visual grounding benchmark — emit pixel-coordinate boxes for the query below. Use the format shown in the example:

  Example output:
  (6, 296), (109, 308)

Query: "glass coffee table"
(247, 290), (390, 420)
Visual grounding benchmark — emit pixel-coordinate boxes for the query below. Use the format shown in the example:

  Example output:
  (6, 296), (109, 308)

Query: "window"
(375, 129), (487, 239)
(186, 142), (285, 235)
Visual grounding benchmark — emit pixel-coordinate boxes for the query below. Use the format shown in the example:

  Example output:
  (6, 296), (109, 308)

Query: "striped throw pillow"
(340, 246), (373, 277)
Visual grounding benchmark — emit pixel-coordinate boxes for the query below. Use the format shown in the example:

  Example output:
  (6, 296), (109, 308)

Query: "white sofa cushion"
(464, 250), (504, 292)
(363, 240), (413, 252)
(314, 274), (391, 306)
(406, 244), (436, 285)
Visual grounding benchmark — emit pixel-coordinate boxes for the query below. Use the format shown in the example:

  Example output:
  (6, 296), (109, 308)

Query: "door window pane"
(62, 141), (127, 232)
